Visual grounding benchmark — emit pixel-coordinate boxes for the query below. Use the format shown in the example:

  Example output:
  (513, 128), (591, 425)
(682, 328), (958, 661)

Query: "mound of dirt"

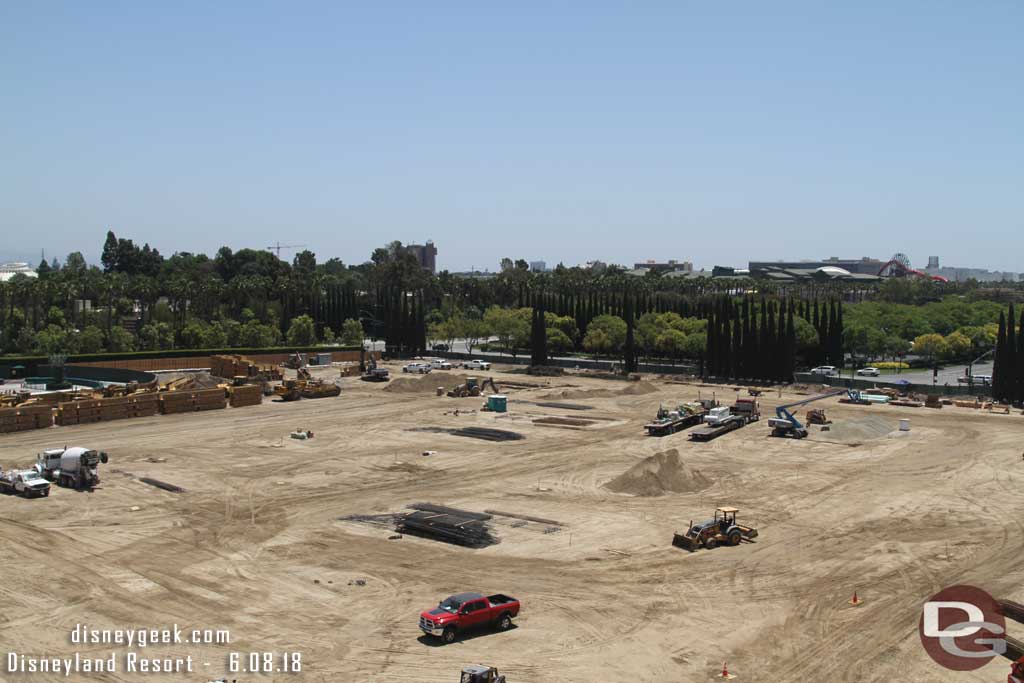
(539, 381), (659, 401)
(604, 449), (711, 496)
(384, 373), (470, 394)
(619, 381), (659, 396)
(806, 416), (895, 445)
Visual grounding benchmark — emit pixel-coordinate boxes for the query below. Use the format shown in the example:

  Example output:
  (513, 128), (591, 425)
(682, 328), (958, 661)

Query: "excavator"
(360, 357), (390, 382)
(768, 388), (846, 438)
(447, 377), (498, 398)
(283, 352), (306, 370)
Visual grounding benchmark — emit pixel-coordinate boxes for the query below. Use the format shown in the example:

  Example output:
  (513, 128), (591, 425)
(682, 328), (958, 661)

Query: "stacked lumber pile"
(0, 404), (54, 433)
(0, 407), (16, 432)
(57, 398), (101, 426)
(159, 388), (227, 414)
(228, 384), (262, 408)
(130, 391), (159, 417)
(58, 392), (160, 426)
(195, 387), (227, 411)
(953, 399), (992, 409)
(211, 355), (282, 381)
(159, 391), (195, 415)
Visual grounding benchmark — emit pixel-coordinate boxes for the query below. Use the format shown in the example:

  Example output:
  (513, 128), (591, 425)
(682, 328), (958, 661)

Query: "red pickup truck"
(419, 592), (520, 644)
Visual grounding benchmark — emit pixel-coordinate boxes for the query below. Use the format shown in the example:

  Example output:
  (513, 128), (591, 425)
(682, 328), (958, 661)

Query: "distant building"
(0, 262), (37, 282)
(407, 241), (437, 274)
(749, 256), (883, 277)
(633, 259), (693, 274)
(921, 256), (1018, 283)
(529, 260), (546, 273)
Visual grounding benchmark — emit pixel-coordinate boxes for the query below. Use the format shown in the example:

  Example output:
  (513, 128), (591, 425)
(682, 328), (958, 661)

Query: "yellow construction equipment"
(274, 378), (340, 401)
(806, 408), (831, 425)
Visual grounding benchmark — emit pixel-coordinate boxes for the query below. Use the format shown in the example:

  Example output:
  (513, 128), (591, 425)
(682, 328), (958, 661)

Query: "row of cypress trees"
(530, 290), (548, 367)
(798, 299), (844, 367)
(706, 297), (797, 382)
(377, 288), (426, 356)
(993, 303), (1024, 404)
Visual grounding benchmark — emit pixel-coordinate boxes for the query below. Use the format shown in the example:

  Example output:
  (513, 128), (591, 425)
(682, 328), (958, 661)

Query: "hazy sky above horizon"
(2, 2), (1022, 273)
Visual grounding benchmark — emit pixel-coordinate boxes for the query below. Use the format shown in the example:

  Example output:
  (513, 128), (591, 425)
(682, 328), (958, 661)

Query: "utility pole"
(266, 242), (307, 259)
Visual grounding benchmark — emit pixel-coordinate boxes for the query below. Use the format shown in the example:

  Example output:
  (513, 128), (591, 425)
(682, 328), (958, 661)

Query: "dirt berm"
(604, 448), (711, 496)
(384, 373), (470, 394)
(540, 381), (659, 400)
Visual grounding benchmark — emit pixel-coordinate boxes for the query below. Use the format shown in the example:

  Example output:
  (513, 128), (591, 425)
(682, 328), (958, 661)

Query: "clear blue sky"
(2, 2), (1021, 272)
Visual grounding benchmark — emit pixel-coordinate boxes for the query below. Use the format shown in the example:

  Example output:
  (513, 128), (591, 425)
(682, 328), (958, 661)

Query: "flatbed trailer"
(689, 416), (746, 441)
(645, 412), (704, 436)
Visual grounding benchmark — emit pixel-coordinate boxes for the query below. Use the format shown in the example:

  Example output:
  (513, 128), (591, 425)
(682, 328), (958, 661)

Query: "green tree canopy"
(286, 315), (317, 346)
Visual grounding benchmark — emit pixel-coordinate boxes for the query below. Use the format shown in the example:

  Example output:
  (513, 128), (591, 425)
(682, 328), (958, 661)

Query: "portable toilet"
(488, 394), (508, 413)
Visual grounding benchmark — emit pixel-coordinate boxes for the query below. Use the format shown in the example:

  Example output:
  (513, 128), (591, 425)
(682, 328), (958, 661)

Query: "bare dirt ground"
(1, 364), (1023, 682)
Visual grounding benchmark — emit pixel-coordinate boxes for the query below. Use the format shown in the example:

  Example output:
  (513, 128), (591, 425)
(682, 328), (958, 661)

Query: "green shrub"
(874, 361), (909, 369)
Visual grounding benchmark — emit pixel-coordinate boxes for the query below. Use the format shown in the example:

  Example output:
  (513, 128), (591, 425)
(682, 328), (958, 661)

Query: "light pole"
(966, 348), (994, 394)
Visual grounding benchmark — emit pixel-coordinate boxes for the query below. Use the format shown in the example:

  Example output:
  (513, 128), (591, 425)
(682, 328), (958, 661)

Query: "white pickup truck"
(0, 468), (51, 498)
(461, 360), (491, 371)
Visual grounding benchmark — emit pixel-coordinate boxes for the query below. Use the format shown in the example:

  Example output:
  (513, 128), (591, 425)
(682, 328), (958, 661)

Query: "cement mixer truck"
(35, 447), (109, 490)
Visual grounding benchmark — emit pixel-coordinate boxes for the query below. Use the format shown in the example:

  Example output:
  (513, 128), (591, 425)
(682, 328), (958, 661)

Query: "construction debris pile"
(397, 504), (499, 548)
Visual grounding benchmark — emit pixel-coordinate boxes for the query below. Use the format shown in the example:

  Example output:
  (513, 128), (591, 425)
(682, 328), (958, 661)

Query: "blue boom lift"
(767, 388), (847, 438)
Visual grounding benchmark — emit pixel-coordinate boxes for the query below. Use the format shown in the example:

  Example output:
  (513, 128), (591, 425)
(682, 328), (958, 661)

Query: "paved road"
(846, 360), (994, 387)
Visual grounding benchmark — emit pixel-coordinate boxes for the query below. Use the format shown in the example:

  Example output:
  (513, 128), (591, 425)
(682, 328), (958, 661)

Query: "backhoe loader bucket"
(672, 531), (699, 551)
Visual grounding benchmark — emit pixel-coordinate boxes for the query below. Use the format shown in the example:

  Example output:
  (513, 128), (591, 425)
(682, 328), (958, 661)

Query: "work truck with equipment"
(0, 467), (51, 497)
(645, 402), (705, 436)
(689, 398), (760, 441)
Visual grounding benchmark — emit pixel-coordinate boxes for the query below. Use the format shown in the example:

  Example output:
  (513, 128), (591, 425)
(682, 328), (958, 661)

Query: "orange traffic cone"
(716, 661), (737, 679)
(848, 591), (863, 606)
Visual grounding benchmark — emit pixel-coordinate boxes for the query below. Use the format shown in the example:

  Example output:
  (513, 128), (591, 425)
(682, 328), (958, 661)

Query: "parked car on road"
(810, 366), (839, 377)
(431, 344), (450, 352)
(402, 363), (432, 374)
(462, 360), (491, 371)
(856, 367), (880, 377)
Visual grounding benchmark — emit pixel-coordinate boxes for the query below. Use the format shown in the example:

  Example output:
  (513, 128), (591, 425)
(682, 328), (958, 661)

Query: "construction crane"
(768, 388), (847, 439)
(266, 242), (307, 258)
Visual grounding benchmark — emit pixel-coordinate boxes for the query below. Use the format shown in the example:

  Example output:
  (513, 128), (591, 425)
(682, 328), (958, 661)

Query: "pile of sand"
(604, 449), (711, 497)
(384, 373), (470, 394)
(540, 381), (659, 401)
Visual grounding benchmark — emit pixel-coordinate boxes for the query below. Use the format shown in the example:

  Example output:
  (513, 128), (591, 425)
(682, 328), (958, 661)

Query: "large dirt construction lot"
(2, 367), (1023, 683)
